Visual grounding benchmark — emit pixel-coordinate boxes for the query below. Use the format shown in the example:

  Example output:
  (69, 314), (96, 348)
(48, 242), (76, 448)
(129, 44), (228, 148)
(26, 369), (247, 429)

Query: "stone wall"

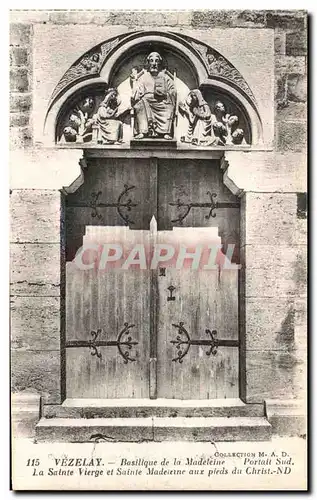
(9, 10), (307, 432)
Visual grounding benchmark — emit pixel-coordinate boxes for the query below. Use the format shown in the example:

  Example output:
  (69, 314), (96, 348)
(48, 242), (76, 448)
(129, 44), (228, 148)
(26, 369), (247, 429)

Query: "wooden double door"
(65, 157), (240, 400)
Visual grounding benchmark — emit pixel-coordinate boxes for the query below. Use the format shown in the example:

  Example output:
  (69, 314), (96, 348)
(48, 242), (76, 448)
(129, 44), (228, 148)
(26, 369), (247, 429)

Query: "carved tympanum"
(131, 52), (177, 140)
(179, 90), (246, 146)
(56, 40), (252, 146)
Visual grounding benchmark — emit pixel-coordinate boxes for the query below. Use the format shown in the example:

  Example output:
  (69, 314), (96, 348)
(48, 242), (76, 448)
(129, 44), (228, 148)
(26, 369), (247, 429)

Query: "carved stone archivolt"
(189, 39), (257, 107)
(54, 34), (255, 147)
(49, 36), (122, 107)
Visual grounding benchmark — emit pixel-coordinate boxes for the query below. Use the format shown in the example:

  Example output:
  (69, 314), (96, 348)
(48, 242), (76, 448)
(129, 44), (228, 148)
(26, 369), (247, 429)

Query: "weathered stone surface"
(275, 55), (306, 76)
(35, 416), (271, 442)
(287, 74), (307, 102)
(234, 10), (266, 27)
(9, 23), (32, 46)
(11, 350), (61, 403)
(36, 417), (154, 442)
(245, 349), (306, 403)
(10, 126), (32, 150)
(276, 74), (287, 104)
(274, 32), (286, 54)
(43, 400), (265, 419)
(294, 296), (307, 350)
(106, 10), (179, 26)
(277, 102), (307, 122)
(266, 12), (306, 30)
(48, 10), (107, 25)
(10, 93), (32, 113)
(11, 392), (41, 438)
(294, 217), (307, 246)
(277, 120), (307, 152)
(10, 113), (29, 128)
(191, 10), (265, 28)
(46, 10), (192, 27)
(265, 399), (306, 436)
(10, 10), (50, 24)
(10, 243), (60, 296)
(10, 68), (29, 92)
(10, 189), (61, 243)
(225, 151), (307, 193)
(241, 245), (307, 298)
(10, 295), (60, 350)
(241, 193), (299, 246)
(244, 298), (305, 351)
(286, 31), (307, 56)
(10, 47), (28, 66)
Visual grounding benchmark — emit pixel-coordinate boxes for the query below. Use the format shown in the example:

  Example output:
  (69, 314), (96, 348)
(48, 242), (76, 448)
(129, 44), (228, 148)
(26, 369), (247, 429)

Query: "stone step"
(43, 398), (265, 419)
(36, 416), (271, 442)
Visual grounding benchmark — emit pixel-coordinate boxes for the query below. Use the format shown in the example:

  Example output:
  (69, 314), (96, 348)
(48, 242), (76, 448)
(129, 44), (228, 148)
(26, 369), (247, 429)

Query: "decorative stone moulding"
(45, 31), (263, 148)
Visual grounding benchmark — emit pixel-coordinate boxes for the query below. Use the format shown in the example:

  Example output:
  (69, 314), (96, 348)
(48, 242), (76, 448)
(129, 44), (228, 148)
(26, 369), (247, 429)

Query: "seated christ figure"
(131, 52), (177, 140)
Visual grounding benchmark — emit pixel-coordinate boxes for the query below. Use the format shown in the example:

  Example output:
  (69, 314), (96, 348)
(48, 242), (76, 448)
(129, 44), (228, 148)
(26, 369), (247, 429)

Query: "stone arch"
(44, 31), (263, 146)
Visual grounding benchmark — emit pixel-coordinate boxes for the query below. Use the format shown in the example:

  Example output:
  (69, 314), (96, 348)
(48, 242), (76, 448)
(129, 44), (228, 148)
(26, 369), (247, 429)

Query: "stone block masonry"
(9, 23), (33, 149)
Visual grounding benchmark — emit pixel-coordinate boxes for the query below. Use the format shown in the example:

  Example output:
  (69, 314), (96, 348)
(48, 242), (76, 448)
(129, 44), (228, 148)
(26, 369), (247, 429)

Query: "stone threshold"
(36, 416), (272, 442)
(43, 398), (265, 419)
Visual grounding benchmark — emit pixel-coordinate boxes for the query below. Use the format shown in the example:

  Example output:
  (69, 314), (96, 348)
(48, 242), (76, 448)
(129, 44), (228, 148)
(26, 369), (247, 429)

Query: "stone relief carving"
(179, 90), (246, 146)
(130, 52), (177, 140)
(49, 37), (121, 106)
(190, 41), (256, 106)
(55, 39), (252, 146)
(59, 87), (247, 146)
(92, 88), (123, 144)
(179, 89), (214, 146)
(61, 89), (124, 144)
(62, 97), (95, 143)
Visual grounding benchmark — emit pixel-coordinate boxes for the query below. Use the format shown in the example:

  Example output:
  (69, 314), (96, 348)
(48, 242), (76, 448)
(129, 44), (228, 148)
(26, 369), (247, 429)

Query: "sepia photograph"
(9, 6), (308, 491)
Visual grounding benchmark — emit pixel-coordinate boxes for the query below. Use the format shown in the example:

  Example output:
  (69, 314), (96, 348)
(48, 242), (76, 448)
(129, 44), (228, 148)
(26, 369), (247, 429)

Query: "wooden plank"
(65, 157), (156, 261)
(156, 159), (240, 399)
(66, 225), (151, 399)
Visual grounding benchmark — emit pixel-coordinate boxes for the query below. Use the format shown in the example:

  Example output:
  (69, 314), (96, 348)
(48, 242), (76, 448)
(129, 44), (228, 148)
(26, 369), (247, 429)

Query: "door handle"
(167, 285), (176, 301)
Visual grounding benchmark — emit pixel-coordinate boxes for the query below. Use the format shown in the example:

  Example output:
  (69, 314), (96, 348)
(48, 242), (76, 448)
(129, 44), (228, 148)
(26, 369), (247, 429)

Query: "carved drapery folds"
(52, 33), (256, 147)
(179, 90), (246, 146)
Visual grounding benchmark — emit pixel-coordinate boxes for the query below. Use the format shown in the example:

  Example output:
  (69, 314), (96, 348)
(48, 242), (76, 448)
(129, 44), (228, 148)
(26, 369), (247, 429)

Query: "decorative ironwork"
(170, 322), (238, 363)
(170, 191), (217, 224)
(169, 192), (240, 225)
(117, 322), (138, 363)
(159, 267), (166, 276)
(89, 329), (103, 358)
(82, 184), (137, 225)
(66, 322), (138, 363)
(167, 285), (176, 301)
